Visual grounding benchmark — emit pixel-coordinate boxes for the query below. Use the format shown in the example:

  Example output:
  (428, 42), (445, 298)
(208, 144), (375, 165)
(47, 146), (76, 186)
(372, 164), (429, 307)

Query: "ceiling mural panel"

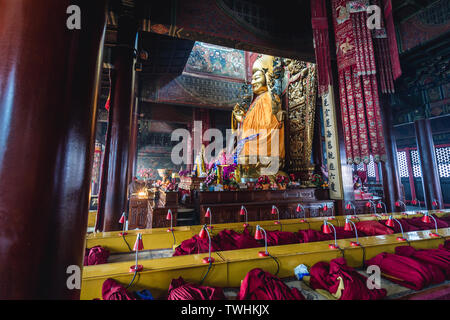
(141, 74), (246, 109)
(184, 42), (246, 80)
(398, 0), (450, 53)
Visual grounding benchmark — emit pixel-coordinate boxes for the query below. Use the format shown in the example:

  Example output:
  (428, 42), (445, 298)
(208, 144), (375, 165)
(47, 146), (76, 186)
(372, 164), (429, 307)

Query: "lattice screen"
(436, 146), (450, 178)
(355, 155), (376, 178)
(397, 151), (409, 178)
(367, 155), (375, 178)
(410, 150), (422, 178)
(356, 162), (364, 171)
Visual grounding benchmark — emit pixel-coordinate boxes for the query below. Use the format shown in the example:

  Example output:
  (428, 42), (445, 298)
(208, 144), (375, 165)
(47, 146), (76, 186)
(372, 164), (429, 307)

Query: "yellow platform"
(81, 225), (450, 300)
(85, 209), (449, 253)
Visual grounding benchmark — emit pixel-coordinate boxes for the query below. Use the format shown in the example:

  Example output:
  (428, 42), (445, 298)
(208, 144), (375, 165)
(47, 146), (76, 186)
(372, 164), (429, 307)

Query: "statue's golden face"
(251, 70), (267, 95)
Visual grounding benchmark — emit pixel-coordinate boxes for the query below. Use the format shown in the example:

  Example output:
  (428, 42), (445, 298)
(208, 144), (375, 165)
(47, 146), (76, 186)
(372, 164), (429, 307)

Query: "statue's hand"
(233, 104), (245, 123)
(276, 110), (286, 125)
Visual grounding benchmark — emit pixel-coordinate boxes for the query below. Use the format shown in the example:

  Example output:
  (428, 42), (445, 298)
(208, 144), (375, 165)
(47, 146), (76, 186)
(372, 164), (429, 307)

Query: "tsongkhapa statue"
(231, 55), (285, 179)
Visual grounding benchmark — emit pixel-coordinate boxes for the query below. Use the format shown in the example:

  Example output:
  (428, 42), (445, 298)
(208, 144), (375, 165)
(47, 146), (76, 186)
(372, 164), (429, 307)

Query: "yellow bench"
(85, 210), (448, 253)
(81, 226), (450, 300)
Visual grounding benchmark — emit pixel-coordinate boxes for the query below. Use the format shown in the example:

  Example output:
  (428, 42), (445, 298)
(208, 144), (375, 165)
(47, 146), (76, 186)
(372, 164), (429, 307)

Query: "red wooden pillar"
(127, 74), (139, 183)
(414, 119), (443, 209)
(0, 0), (107, 299)
(100, 14), (138, 232)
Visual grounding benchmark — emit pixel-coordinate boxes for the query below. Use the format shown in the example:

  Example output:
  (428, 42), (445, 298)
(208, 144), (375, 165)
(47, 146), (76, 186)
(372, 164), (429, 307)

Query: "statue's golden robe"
(241, 91), (285, 159)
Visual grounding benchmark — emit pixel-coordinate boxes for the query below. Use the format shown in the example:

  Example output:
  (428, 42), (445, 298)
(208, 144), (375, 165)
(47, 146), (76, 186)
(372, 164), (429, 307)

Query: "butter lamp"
(240, 205), (249, 228)
(344, 218), (360, 246)
(322, 220), (339, 249)
(199, 224), (215, 263)
(254, 225), (269, 257)
(129, 233), (144, 272)
(118, 212), (128, 236)
(271, 205), (280, 225)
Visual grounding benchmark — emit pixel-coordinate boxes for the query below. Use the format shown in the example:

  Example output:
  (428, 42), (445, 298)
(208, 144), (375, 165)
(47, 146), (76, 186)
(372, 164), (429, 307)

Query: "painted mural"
(185, 42), (246, 80)
(399, 0), (450, 53)
(141, 42), (253, 109)
(141, 74), (246, 109)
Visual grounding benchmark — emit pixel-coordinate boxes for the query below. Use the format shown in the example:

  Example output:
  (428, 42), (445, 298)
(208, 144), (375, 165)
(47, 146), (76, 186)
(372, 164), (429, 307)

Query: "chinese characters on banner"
(322, 86), (343, 199)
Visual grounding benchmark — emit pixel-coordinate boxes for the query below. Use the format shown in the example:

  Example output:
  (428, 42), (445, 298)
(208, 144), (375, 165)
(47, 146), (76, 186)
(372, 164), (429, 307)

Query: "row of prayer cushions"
(395, 244), (450, 279)
(309, 257), (387, 300)
(236, 268), (305, 300)
(380, 214), (449, 233)
(171, 216), (445, 257)
(167, 277), (226, 300)
(173, 228), (259, 256)
(366, 247), (447, 290)
(84, 246), (109, 266)
(173, 226), (368, 257)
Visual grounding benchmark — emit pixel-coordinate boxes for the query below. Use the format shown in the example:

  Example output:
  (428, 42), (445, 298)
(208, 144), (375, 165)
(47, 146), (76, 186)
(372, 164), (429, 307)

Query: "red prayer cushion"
(167, 277), (226, 300)
(102, 278), (135, 300)
(355, 220), (394, 236)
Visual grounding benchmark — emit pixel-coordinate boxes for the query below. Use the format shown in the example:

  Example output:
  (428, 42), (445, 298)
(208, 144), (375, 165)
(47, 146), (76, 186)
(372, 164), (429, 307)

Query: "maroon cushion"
(355, 221), (394, 236)
(237, 268), (304, 300)
(167, 277), (226, 300)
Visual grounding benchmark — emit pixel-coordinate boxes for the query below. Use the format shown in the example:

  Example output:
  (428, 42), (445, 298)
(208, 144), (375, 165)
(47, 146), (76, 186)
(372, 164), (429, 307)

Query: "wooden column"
(127, 74), (139, 183)
(0, 0), (107, 299)
(414, 119), (443, 209)
(380, 97), (402, 213)
(96, 70), (116, 231)
(101, 14), (138, 231)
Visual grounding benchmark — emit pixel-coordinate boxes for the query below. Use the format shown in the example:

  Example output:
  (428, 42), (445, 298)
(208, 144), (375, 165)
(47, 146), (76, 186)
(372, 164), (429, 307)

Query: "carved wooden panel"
(284, 60), (318, 172)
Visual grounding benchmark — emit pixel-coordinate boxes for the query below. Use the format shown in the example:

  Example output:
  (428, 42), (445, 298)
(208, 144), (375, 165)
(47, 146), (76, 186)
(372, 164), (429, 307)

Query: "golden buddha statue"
(232, 55), (285, 178)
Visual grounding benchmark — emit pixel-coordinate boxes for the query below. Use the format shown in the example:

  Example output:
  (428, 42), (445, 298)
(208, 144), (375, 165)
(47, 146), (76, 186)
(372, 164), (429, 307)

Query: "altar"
(195, 188), (334, 225)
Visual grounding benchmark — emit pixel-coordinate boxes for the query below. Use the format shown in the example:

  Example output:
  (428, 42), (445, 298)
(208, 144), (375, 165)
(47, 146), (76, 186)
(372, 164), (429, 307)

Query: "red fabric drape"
(167, 277), (226, 300)
(237, 268), (305, 300)
(331, 0), (389, 164)
(383, 0), (402, 80)
(102, 279), (136, 300)
(84, 246), (110, 266)
(367, 252), (445, 290)
(309, 257), (387, 300)
(311, 0), (332, 96)
(395, 246), (450, 279)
